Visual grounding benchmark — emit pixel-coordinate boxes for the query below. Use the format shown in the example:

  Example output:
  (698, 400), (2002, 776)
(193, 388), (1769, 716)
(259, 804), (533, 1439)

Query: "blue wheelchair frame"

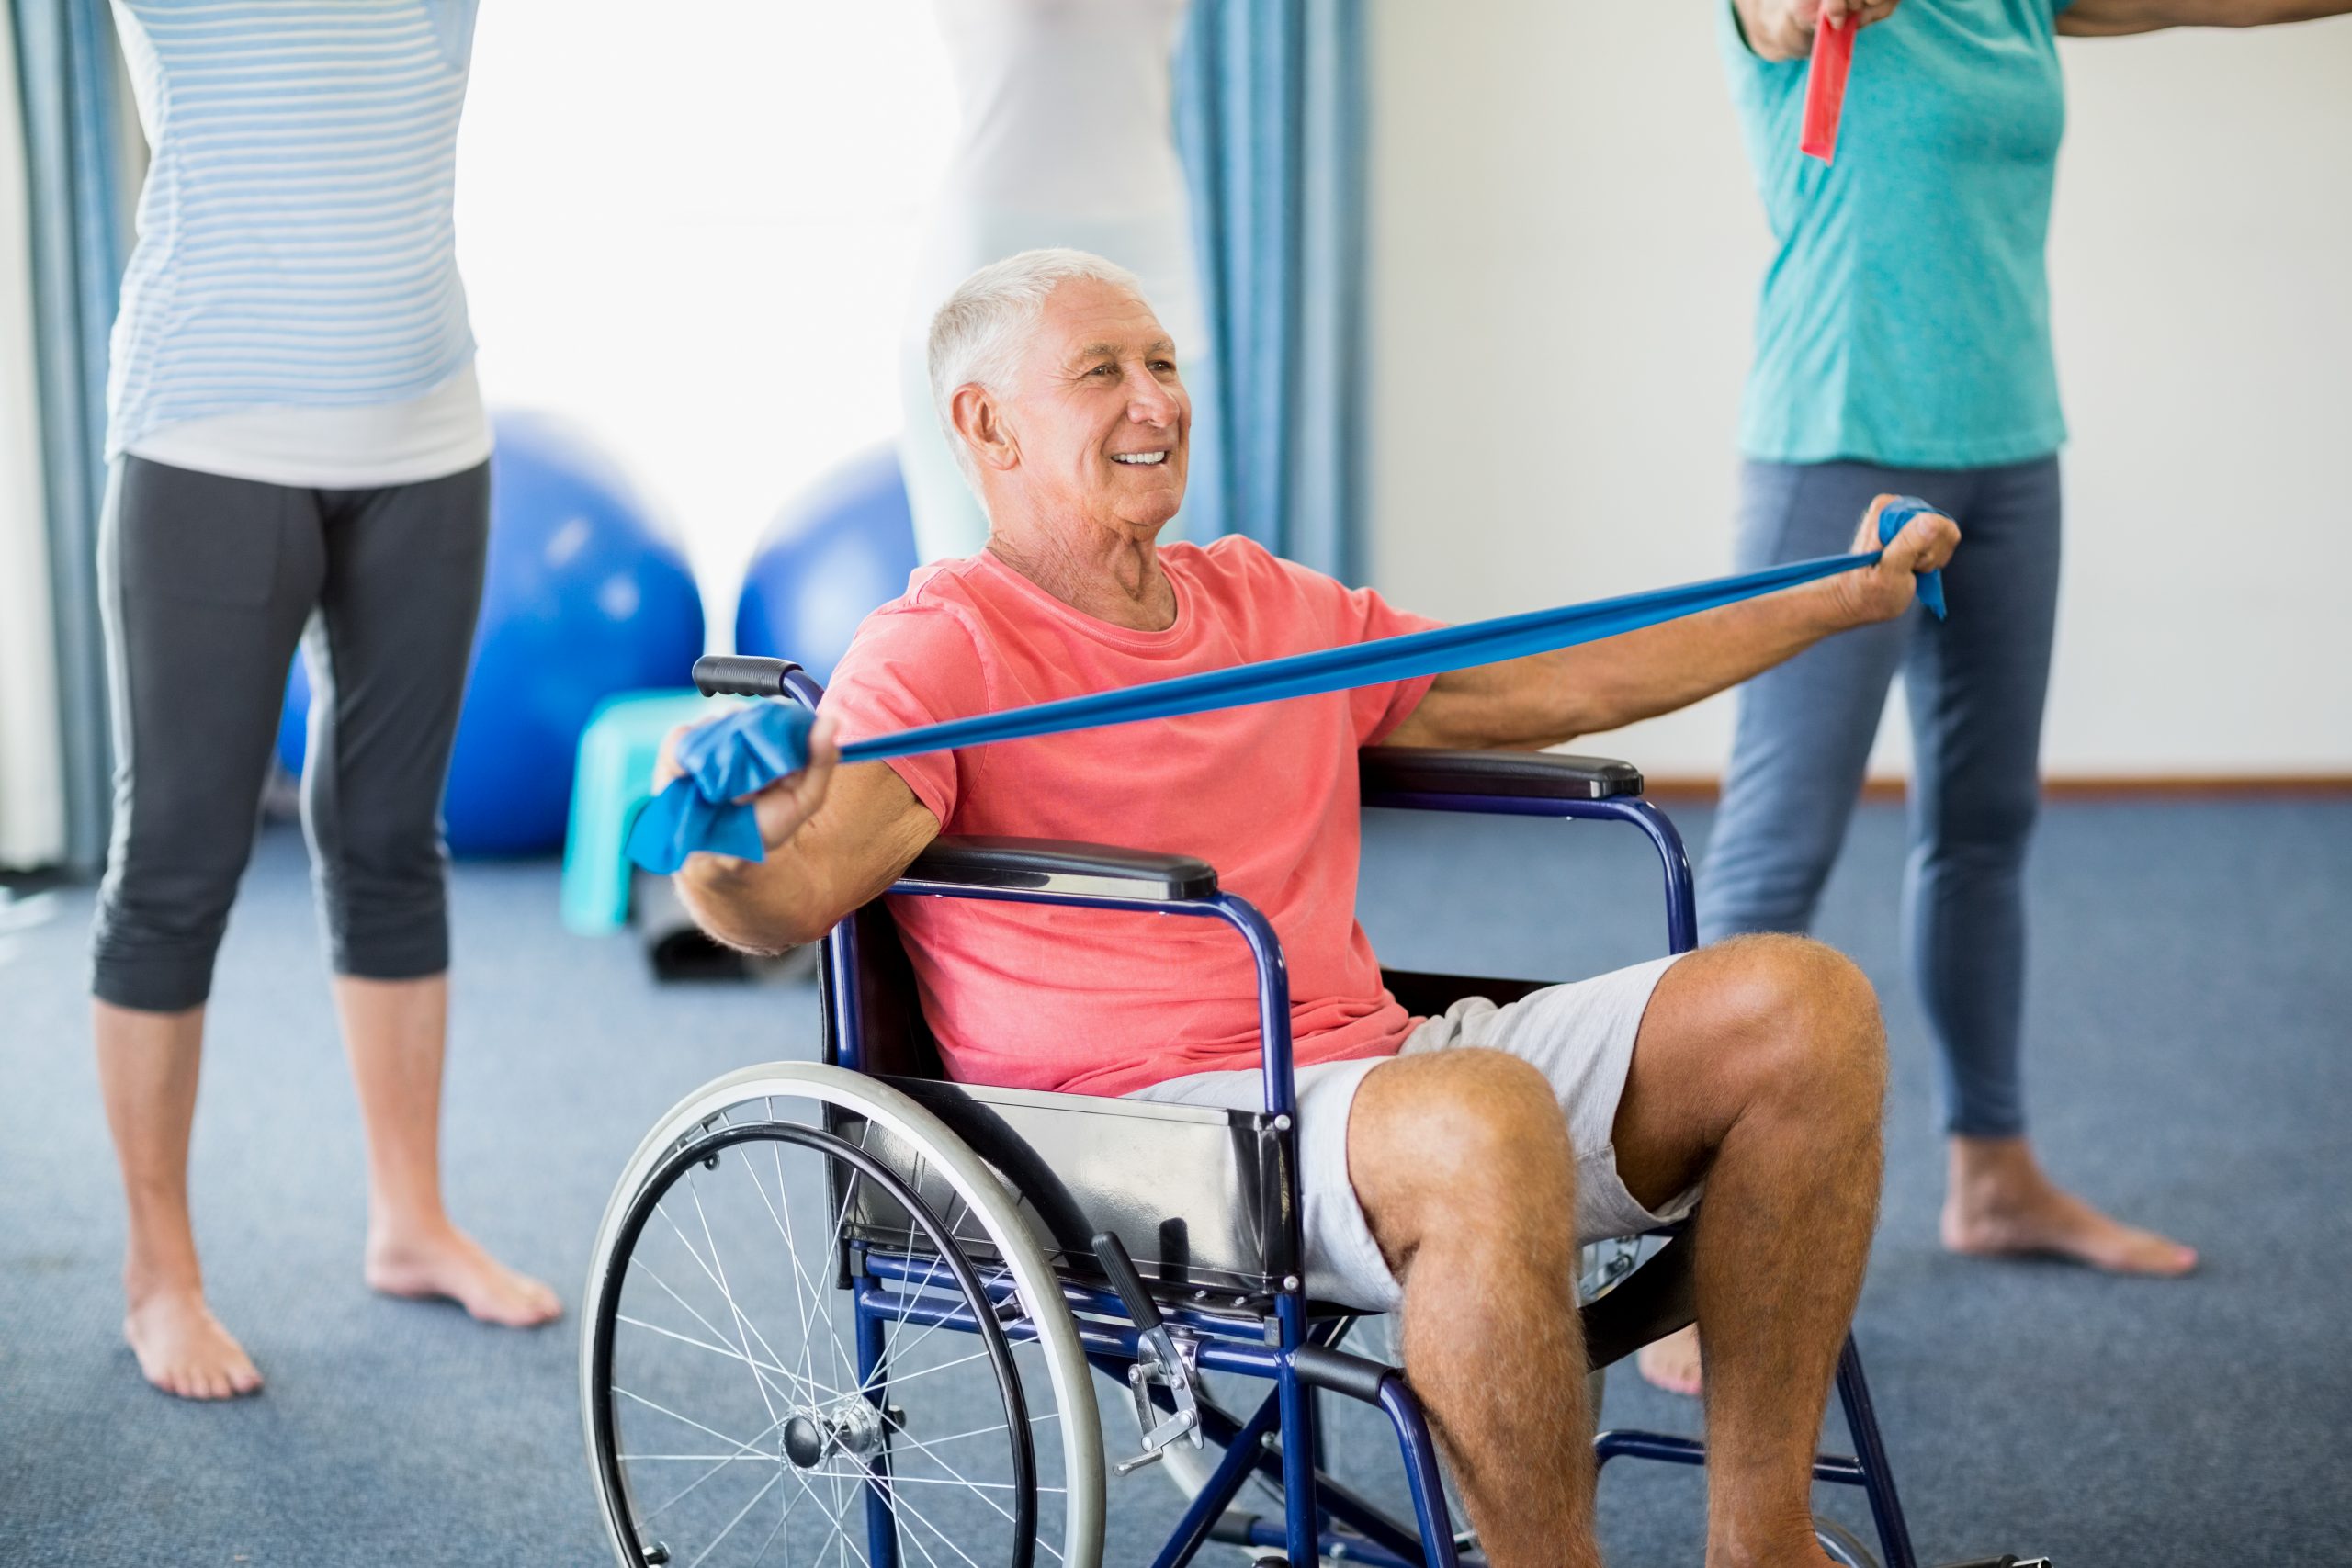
(785, 664), (1920, 1568)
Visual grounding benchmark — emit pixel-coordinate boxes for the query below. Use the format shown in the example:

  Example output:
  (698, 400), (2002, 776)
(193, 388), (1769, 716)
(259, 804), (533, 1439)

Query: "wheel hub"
(781, 1399), (888, 1470)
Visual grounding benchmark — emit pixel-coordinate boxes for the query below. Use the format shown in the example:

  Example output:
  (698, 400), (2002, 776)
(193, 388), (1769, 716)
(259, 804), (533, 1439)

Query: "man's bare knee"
(1702, 934), (1887, 1114)
(1350, 1049), (1575, 1276)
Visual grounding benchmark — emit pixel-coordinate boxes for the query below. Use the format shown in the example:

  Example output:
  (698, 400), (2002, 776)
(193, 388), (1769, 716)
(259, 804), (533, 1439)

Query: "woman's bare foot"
(1941, 1135), (2197, 1275)
(1635, 1322), (1704, 1397)
(125, 1285), (264, 1400)
(365, 1222), (563, 1326)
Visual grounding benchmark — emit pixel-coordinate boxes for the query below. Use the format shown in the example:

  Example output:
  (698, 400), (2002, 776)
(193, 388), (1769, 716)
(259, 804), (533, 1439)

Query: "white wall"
(1366, 2), (2352, 780)
(0, 14), (68, 870)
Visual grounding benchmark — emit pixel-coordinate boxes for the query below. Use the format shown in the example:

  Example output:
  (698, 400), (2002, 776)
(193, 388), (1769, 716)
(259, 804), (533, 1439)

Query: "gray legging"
(91, 455), (490, 1012)
(1699, 455), (2063, 1139)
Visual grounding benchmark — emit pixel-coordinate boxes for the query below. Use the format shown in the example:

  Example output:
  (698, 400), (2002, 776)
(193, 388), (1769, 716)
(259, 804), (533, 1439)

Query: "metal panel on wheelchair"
(581, 660), (2045, 1568)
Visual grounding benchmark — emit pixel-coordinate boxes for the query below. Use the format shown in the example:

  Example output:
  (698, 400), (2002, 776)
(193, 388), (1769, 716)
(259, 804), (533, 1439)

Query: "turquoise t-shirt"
(1719, 0), (2070, 468)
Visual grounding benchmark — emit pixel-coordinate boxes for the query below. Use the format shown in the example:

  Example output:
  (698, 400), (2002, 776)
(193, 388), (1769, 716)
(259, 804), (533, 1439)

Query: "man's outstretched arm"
(664, 715), (943, 954)
(1385, 496), (1959, 752)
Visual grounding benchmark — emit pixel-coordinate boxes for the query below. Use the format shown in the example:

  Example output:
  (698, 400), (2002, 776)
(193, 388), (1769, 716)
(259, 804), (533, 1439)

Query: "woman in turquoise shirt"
(1644, 0), (2346, 1397)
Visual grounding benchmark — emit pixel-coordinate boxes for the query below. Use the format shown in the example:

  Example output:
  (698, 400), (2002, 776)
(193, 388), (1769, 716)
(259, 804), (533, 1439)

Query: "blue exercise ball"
(279, 412), (704, 856)
(734, 444), (921, 684)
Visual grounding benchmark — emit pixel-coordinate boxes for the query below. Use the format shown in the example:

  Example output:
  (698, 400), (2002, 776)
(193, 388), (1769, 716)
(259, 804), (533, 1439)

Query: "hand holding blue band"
(626, 525), (1952, 875)
(1878, 496), (1947, 621)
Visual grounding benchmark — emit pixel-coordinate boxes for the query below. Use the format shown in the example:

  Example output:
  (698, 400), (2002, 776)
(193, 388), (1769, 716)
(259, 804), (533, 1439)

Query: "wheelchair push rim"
(582, 1065), (1105, 1568)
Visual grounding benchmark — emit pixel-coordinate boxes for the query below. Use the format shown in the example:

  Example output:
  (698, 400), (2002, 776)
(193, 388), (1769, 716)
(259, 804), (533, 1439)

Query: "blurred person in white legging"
(899, 0), (1220, 562)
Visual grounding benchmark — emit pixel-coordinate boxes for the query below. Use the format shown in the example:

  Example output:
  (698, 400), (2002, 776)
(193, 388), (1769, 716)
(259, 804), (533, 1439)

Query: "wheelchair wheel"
(582, 1064), (1105, 1568)
(1814, 1517), (1883, 1568)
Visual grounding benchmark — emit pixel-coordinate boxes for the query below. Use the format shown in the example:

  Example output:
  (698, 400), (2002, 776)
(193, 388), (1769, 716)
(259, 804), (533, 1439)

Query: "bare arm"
(664, 715), (942, 953)
(1385, 498), (1959, 752)
(2058, 0), (2350, 34)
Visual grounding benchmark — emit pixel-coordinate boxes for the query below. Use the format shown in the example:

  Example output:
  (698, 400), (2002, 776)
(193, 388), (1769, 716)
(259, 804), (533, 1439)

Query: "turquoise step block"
(561, 688), (730, 936)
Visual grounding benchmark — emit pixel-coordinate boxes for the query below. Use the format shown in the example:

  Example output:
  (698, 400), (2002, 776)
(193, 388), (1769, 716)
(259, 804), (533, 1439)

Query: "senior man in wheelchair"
(663, 249), (1957, 1568)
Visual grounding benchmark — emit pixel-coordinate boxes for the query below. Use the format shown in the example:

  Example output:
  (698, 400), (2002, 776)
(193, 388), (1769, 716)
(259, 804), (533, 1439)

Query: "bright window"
(455, 1), (957, 637)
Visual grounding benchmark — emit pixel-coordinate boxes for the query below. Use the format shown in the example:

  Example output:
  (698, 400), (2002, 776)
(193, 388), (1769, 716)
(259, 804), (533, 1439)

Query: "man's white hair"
(927, 247), (1149, 488)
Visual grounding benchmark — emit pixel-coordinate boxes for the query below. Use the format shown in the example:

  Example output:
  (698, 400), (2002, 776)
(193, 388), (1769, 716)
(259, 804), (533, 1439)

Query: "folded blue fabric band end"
(624, 525), (1951, 876)
(625, 705), (810, 874)
(1879, 497), (1946, 620)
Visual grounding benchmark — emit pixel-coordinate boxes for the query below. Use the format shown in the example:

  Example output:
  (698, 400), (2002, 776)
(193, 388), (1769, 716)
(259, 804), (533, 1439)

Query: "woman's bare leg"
(336, 974), (560, 1325)
(94, 999), (264, 1399)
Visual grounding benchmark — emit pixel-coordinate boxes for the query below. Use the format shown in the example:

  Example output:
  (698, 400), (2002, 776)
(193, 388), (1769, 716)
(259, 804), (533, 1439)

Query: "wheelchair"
(581, 655), (2046, 1568)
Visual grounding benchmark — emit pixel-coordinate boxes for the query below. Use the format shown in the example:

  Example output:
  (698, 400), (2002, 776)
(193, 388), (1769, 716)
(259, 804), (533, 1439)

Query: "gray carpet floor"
(3, 796), (2346, 1566)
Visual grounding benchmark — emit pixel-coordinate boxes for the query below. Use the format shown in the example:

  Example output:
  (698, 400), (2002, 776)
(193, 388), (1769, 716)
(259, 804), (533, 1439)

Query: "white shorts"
(1127, 954), (1695, 1312)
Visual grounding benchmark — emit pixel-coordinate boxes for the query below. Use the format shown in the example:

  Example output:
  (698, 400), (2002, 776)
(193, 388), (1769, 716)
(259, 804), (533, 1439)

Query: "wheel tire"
(1815, 1517), (1884, 1568)
(582, 1064), (1105, 1568)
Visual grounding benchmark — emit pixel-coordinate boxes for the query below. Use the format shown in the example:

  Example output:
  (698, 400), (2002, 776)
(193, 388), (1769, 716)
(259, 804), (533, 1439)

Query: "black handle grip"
(1091, 1231), (1164, 1336)
(692, 655), (799, 700)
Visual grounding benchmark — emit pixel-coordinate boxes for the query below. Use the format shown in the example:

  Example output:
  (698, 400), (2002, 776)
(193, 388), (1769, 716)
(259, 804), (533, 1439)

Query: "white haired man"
(664, 248), (1959, 1568)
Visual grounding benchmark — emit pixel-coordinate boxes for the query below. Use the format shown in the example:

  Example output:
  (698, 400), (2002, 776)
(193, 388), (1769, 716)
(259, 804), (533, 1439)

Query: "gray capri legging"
(91, 455), (490, 1012)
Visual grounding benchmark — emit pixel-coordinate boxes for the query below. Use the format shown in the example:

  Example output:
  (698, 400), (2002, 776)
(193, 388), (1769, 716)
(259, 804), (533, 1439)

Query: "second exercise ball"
(734, 444), (921, 684)
(279, 412), (704, 856)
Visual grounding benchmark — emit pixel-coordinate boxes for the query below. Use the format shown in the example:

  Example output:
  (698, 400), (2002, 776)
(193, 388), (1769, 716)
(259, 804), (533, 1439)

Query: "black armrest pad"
(899, 836), (1219, 901)
(1360, 747), (1645, 802)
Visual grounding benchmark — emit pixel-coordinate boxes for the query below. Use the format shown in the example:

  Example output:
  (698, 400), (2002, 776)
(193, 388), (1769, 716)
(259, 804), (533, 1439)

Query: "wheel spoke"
(866, 1408), (1061, 1561)
(625, 1263), (843, 1404)
(828, 1472), (1061, 1495)
(689, 1178), (790, 1440)
(613, 1394), (792, 1522)
(752, 1110), (855, 1405)
(836, 1456), (1007, 1568)
(744, 1468), (809, 1568)
(653, 1201), (809, 1411)
(684, 1468), (786, 1568)
(614, 1384), (763, 1451)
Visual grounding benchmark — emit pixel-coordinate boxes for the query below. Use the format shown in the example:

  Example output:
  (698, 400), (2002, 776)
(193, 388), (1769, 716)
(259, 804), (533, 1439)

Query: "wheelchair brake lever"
(1092, 1232), (1205, 1474)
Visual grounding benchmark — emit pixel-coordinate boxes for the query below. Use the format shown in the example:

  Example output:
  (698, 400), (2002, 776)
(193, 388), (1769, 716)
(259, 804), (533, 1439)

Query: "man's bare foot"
(365, 1222), (562, 1325)
(125, 1286), (264, 1400)
(1635, 1322), (1704, 1397)
(1941, 1134), (2196, 1275)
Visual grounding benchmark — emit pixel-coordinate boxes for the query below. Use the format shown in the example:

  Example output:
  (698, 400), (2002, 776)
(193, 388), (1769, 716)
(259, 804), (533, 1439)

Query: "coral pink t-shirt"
(820, 536), (1443, 1097)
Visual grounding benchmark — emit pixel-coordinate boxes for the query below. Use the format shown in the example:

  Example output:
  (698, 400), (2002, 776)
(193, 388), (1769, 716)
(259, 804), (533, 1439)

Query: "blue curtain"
(1175, 0), (1366, 583)
(11, 0), (130, 873)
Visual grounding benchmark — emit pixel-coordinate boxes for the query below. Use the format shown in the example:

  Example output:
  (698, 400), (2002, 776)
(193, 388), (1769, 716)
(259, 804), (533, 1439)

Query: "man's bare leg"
(94, 1000), (264, 1399)
(1350, 1048), (1600, 1568)
(1611, 935), (1888, 1568)
(338, 974), (560, 1325)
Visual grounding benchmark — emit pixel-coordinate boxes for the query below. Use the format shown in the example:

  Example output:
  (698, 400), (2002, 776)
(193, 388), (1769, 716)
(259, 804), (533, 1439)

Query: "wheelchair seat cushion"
(1129, 955), (1698, 1312)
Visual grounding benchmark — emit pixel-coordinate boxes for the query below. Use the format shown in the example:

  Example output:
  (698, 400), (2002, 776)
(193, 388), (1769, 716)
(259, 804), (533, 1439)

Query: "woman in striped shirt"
(93, 0), (557, 1401)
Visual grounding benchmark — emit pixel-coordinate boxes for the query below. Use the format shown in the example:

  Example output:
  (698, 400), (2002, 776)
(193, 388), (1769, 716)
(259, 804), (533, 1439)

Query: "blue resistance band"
(626, 502), (1947, 874)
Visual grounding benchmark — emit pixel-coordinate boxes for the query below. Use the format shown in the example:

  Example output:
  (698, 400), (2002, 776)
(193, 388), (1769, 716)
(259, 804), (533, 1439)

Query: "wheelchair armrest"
(899, 835), (1219, 902)
(1361, 746), (1645, 804)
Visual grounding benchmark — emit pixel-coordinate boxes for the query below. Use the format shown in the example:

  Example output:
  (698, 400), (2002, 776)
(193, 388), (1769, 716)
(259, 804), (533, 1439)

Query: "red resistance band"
(1801, 6), (1855, 163)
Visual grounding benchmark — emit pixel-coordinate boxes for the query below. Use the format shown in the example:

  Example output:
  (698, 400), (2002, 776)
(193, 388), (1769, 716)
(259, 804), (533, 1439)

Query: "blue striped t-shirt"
(106, 0), (481, 456)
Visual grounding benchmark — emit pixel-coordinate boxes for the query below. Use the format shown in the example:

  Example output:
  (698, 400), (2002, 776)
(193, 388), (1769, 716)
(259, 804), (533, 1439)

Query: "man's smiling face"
(1004, 276), (1191, 535)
